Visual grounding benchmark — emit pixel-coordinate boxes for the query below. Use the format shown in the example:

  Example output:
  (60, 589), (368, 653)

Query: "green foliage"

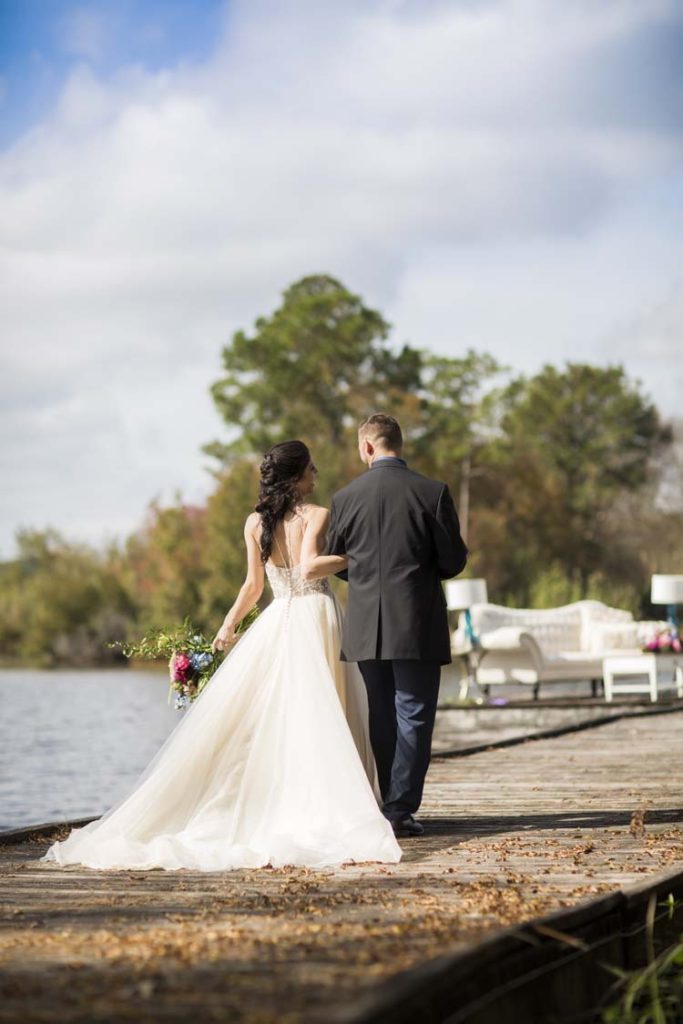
(471, 363), (673, 603)
(121, 496), (208, 633)
(602, 898), (683, 1024)
(412, 350), (507, 544)
(110, 610), (259, 708)
(198, 459), (262, 623)
(602, 945), (683, 1024)
(203, 274), (422, 498)
(413, 349), (506, 471)
(527, 564), (585, 609)
(500, 364), (669, 567)
(528, 564), (642, 615)
(112, 618), (214, 661)
(0, 529), (134, 666)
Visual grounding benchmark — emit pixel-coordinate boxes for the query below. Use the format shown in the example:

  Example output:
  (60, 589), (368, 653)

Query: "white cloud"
(601, 286), (683, 415)
(388, 205), (683, 383)
(1, 0), (682, 557)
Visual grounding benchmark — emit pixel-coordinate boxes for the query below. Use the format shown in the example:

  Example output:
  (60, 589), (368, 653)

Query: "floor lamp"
(651, 574), (683, 632)
(445, 578), (489, 702)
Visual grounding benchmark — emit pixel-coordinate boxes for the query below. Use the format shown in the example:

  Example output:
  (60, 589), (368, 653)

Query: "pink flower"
(170, 651), (192, 683)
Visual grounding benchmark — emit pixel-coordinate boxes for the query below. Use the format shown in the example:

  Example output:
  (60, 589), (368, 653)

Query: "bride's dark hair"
(255, 440), (311, 564)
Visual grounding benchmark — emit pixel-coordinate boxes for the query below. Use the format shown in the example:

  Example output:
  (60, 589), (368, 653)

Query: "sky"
(1, 0), (682, 559)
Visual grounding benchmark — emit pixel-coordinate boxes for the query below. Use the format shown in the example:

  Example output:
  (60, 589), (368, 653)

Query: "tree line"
(1, 274), (680, 666)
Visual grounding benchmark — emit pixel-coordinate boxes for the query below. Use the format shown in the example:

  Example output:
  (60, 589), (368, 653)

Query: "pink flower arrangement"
(644, 629), (682, 654)
(170, 652), (193, 683)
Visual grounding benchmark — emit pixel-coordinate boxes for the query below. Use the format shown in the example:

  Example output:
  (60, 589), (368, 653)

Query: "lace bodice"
(265, 562), (331, 600)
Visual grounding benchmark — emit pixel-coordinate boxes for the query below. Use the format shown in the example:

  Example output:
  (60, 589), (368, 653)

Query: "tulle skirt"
(43, 592), (401, 870)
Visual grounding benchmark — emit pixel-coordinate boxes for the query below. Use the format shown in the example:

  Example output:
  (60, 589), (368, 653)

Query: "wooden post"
(459, 452), (471, 546)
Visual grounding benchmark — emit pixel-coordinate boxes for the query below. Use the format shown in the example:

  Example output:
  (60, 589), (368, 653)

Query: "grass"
(602, 896), (683, 1024)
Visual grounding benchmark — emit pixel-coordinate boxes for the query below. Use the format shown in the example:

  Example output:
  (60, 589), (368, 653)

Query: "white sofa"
(452, 600), (664, 699)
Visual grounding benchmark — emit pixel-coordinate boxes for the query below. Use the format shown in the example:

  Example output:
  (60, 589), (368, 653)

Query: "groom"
(328, 414), (468, 836)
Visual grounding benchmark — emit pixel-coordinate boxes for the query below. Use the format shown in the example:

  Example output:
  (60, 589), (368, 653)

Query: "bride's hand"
(212, 622), (237, 653)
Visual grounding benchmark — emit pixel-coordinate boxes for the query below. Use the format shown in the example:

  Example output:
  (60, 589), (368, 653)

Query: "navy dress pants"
(358, 659), (441, 822)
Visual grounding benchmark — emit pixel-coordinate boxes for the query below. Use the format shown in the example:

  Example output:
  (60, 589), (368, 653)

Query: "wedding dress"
(43, 554), (401, 871)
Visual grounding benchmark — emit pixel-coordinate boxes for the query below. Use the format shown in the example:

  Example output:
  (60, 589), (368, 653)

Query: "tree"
(198, 459), (262, 625)
(488, 363), (672, 595)
(412, 350), (506, 544)
(121, 497), (208, 633)
(203, 274), (421, 500)
(0, 529), (134, 665)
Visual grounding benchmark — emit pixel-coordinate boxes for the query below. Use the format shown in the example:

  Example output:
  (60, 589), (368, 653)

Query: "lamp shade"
(651, 574), (683, 605)
(445, 578), (488, 611)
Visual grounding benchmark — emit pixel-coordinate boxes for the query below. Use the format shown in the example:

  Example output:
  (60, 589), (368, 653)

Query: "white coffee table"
(602, 653), (683, 703)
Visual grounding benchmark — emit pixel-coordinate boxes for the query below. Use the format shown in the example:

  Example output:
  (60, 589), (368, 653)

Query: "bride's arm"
(300, 508), (348, 581)
(212, 513), (265, 652)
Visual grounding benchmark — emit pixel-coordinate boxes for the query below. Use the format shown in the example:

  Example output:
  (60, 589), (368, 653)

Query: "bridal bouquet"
(110, 611), (259, 710)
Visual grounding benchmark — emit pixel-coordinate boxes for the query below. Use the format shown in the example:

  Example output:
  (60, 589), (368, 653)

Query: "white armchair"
(478, 626), (544, 669)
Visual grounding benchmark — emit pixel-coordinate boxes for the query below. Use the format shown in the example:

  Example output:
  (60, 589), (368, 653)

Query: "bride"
(43, 441), (401, 871)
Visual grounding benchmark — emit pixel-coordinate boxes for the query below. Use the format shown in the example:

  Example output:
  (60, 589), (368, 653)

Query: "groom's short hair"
(358, 413), (403, 452)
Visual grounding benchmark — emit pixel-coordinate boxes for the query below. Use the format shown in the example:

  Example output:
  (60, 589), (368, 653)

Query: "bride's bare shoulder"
(300, 504), (330, 529)
(301, 503), (327, 520)
(245, 511), (261, 536)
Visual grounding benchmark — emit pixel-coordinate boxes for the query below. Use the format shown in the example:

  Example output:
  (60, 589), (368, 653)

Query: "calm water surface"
(0, 668), (178, 830)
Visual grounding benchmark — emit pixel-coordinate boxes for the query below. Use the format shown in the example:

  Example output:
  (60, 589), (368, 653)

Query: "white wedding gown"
(43, 561), (401, 870)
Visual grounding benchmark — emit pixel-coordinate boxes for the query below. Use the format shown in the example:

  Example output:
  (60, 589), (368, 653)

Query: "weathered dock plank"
(0, 711), (682, 1023)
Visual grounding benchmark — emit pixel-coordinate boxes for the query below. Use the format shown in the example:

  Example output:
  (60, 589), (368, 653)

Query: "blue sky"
(1, 0), (682, 558)
(0, 0), (226, 143)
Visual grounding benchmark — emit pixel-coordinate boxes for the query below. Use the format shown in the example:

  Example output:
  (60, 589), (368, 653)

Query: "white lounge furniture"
(603, 653), (683, 703)
(450, 599), (666, 699)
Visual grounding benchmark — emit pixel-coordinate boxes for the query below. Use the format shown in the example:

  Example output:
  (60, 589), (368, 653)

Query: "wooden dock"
(1, 707), (682, 1023)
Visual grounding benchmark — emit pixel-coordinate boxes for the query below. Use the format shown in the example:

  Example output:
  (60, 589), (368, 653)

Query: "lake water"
(0, 668), (178, 831)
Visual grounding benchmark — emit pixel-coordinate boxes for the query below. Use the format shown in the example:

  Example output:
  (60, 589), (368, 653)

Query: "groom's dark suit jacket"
(328, 458), (468, 665)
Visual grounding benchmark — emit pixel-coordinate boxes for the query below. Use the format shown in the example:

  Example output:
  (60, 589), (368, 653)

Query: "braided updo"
(255, 440), (312, 564)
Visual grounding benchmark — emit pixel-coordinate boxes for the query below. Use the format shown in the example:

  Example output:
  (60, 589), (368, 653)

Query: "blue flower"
(189, 651), (213, 671)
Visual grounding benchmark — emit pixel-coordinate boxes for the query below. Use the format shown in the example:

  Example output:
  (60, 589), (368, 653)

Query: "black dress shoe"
(391, 815), (424, 837)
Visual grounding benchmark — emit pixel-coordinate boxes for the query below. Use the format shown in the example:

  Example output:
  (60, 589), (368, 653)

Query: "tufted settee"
(452, 600), (664, 699)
